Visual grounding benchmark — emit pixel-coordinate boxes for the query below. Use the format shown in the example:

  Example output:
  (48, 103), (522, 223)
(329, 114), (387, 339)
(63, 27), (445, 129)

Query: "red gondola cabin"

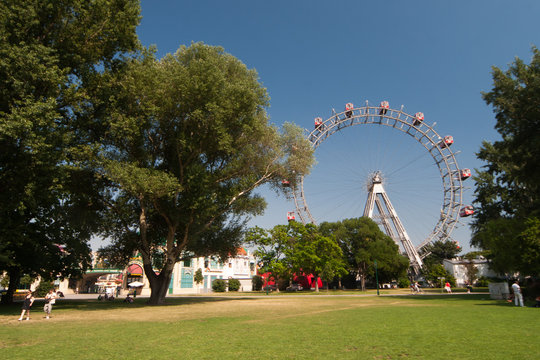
(459, 206), (474, 217)
(460, 169), (471, 180)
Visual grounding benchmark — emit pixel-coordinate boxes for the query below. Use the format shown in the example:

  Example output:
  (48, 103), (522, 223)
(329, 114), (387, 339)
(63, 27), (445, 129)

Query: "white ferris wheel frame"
(291, 101), (464, 254)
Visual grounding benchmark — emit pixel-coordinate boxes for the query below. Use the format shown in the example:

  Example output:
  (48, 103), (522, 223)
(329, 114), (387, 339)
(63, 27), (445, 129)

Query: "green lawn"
(1, 294), (538, 359)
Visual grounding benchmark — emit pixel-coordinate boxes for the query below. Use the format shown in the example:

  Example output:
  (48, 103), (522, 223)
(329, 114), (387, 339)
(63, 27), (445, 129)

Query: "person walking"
(18, 290), (35, 321)
(511, 280), (524, 307)
(43, 289), (57, 319)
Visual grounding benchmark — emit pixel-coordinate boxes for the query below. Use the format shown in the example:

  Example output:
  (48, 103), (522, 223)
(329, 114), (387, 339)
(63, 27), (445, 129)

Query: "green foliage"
(476, 276), (490, 287)
(212, 279), (227, 292)
(19, 275), (33, 288)
(35, 281), (55, 298)
(228, 278), (241, 292)
(424, 264), (456, 287)
(0, 0), (141, 303)
(93, 42), (314, 304)
(251, 275), (263, 291)
(0, 275), (8, 289)
(473, 46), (540, 277)
(247, 221), (346, 291)
(319, 217), (409, 291)
(398, 277), (410, 288)
(421, 240), (461, 267)
(472, 217), (540, 276)
(462, 251), (488, 260)
(194, 268), (204, 285)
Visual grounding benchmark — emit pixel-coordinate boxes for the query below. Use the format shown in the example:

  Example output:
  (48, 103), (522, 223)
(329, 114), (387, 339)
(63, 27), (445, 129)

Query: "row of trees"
(247, 217), (410, 291)
(0, 1), (314, 305)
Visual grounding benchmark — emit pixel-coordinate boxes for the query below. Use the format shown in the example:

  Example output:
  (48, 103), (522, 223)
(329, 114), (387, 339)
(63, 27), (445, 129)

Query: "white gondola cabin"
(287, 211), (295, 222)
(379, 101), (389, 115)
(345, 103), (354, 118)
(314, 117), (323, 130)
(413, 112), (424, 126)
(439, 135), (454, 148)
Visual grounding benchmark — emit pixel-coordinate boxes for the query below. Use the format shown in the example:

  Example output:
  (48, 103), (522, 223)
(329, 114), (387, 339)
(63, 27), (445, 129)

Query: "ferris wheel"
(286, 100), (473, 272)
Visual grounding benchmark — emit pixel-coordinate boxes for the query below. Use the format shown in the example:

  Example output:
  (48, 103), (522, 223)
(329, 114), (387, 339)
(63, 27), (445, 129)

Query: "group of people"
(18, 288), (57, 321)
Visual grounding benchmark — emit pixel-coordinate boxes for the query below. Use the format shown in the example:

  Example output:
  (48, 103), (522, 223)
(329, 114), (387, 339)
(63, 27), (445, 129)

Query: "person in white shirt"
(511, 280), (524, 307)
(43, 289), (57, 319)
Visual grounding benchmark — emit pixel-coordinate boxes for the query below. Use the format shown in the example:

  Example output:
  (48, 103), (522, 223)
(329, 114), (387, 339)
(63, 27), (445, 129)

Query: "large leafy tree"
(319, 217), (409, 291)
(289, 223), (347, 292)
(420, 240), (461, 267)
(94, 43), (314, 304)
(246, 225), (295, 291)
(472, 47), (540, 277)
(247, 221), (346, 292)
(0, 0), (141, 303)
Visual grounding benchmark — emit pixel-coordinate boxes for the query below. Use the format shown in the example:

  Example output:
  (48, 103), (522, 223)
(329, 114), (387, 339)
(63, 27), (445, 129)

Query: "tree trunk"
(146, 266), (173, 305)
(1, 267), (21, 305)
(358, 267), (366, 292)
(314, 276), (319, 292)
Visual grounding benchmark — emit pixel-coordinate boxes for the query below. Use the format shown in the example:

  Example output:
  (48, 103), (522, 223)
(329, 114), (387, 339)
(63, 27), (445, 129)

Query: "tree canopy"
(472, 47), (540, 277)
(246, 221), (346, 291)
(420, 240), (461, 267)
(94, 43), (314, 304)
(319, 217), (409, 290)
(0, 0), (141, 303)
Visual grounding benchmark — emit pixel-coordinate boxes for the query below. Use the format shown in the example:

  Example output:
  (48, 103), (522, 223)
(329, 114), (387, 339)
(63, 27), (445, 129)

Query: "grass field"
(1, 293), (539, 359)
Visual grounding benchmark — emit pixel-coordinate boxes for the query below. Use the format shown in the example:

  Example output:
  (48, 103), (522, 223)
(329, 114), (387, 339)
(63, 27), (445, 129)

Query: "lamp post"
(374, 260), (380, 296)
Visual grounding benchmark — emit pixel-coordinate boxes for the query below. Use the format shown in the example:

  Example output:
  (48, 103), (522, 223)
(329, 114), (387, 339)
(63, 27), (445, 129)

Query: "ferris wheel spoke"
(294, 101), (469, 274)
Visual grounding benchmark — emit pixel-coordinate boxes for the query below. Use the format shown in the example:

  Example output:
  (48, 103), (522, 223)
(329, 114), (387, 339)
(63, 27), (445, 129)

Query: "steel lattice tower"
(363, 172), (423, 274)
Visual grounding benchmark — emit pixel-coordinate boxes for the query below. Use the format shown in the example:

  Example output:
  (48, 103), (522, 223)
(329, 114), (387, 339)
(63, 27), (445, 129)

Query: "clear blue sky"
(130, 0), (540, 254)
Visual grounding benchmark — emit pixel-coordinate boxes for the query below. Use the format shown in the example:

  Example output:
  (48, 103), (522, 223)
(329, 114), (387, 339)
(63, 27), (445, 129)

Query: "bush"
(398, 277), (410, 288)
(476, 276), (490, 287)
(228, 278), (241, 292)
(212, 279), (227, 292)
(424, 264), (456, 287)
(35, 281), (55, 297)
(252, 275), (263, 291)
(194, 268), (204, 285)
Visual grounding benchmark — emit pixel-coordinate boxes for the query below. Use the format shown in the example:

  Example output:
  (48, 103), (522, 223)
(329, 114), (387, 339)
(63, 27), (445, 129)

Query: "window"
(180, 269), (193, 288)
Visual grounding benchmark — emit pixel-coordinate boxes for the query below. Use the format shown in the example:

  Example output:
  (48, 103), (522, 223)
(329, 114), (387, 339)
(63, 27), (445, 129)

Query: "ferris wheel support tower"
(363, 172), (423, 274)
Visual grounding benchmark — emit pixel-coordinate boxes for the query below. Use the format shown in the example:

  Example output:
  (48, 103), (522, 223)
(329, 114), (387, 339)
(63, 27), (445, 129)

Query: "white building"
(63, 248), (257, 296)
(443, 257), (498, 286)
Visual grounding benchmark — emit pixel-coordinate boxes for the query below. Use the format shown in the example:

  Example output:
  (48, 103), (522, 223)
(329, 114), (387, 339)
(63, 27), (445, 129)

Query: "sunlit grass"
(1, 294), (538, 359)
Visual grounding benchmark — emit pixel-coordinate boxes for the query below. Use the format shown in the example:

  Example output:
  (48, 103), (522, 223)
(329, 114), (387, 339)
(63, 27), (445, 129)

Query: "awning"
(127, 264), (143, 276)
